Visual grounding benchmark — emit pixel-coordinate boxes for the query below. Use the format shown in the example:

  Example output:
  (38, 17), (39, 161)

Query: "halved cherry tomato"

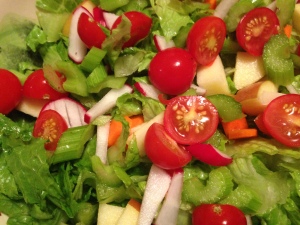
(192, 204), (247, 225)
(111, 11), (152, 48)
(187, 16), (226, 65)
(164, 96), (219, 145)
(33, 109), (68, 150)
(254, 113), (270, 135)
(148, 47), (197, 95)
(145, 123), (192, 170)
(263, 94), (300, 147)
(0, 69), (22, 114)
(236, 7), (279, 56)
(77, 13), (107, 49)
(23, 69), (68, 100)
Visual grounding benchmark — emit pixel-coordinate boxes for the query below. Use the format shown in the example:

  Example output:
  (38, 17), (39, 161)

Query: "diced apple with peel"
(234, 80), (282, 116)
(233, 52), (265, 90)
(0, 213), (8, 225)
(196, 55), (231, 96)
(16, 97), (50, 117)
(97, 203), (124, 225)
(116, 199), (141, 225)
(127, 112), (164, 157)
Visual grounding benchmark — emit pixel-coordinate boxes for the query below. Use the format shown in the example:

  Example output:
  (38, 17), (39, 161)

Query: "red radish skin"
(134, 82), (161, 100)
(186, 143), (233, 166)
(155, 169), (184, 225)
(84, 85), (133, 124)
(153, 35), (175, 51)
(138, 164), (171, 225)
(93, 7), (106, 26)
(68, 6), (91, 63)
(41, 97), (87, 128)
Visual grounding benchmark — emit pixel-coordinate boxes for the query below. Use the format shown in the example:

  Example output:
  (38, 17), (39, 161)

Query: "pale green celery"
(276, 0), (295, 28)
(182, 167), (233, 206)
(57, 61), (89, 96)
(91, 155), (123, 187)
(51, 125), (95, 164)
(99, 0), (130, 11)
(220, 185), (262, 214)
(80, 47), (107, 73)
(86, 64), (108, 92)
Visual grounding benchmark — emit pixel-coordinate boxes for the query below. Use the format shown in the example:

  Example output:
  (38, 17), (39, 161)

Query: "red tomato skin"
(23, 69), (68, 100)
(145, 123), (192, 170)
(164, 96), (219, 145)
(33, 109), (68, 150)
(187, 16), (226, 66)
(254, 113), (270, 135)
(263, 94), (300, 147)
(192, 204), (247, 225)
(0, 69), (22, 114)
(148, 47), (197, 95)
(236, 7), (279, 56)
(112, 11), (152, 48)
(77, 13), (107, 49)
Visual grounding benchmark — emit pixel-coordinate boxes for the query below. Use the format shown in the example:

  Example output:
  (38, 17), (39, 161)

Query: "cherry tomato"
(254, 113), (270, 135)
(77, 13), (107, 49)
(262, 94), (300, 147)
(236, 7), (279, 56)
(23, 69), (68, 100)
(148, 47), (197, 95)
(33, 109), (68, 150)
(187, 16), (226, 66)
(0, 69), (22, 114)
(192, 204), (247, 225)
(145, 123), (192, 170)
(164, 96), (219, 145)
(111, 11), (152, 48)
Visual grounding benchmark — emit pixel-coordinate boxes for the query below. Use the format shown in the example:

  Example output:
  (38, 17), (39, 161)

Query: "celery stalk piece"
(51, 125), (95, 164)
(80, 47), (107, 73)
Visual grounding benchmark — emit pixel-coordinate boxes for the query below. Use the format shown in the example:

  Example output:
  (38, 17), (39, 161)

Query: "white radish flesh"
(155, 169), (184, 225)
(134, 82), (161, 100)
(41, 97), (87, 128)
(84, 85), (133, 124)
(138, 164), (171, 225)
(96, 121), (110, 164)
(68, 6), (91, 63)
(213, 0), (239, 19)
(103, 11), (119, 30)
(153, 35), (175, 51)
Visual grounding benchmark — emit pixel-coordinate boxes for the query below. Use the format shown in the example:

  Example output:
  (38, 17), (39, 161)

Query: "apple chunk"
(97, 204), (124, 225)
(233, 52), (265, 90)
(116, 199), (141, 225)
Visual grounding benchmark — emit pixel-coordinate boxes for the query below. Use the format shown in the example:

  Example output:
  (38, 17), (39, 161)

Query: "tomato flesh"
(263, 94), (300, 147)
(164, 96), (219, 145)
(33, 109), (68, 150)
(111, 11), (152, 48)
(23, 69), (68, 100)
(145, 123), (192, 170)
(78, 13), (107, 49)
(0, 69), (22, 114)
(236, 7), (279, 56)
(187, 16), (226, 65)
(149, 47), (197, 95)
(192, 204), (247, 225)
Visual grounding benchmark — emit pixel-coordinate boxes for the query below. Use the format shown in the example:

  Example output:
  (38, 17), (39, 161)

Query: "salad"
(1, 0), (300, 224)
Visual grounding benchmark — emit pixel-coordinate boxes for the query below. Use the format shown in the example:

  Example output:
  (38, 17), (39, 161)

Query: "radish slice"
(213, 0), (239, 19)
(138, 164), (171, 225)
(155, 169), (184, 225)
(93, 7), (106, 26)
(103, 11), (119, 30)
(246, 215), (253, 225)
(68, 6), (91, 63)
(96, 121), (110, 164)
(41, 97), (87, 128)
(134, 82), (161, 100)
(190, 84), (206, 96)
(153, 35), (175, 51)
(84, 85), (133, 124)
(186, 143), (233, 166)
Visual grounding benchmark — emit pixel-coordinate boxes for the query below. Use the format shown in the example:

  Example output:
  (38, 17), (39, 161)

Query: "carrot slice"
(222, 117), (248, 136)
(205, 0), (217, 9)
(284, 24), (292, 38)
(227, 128), (258, 140)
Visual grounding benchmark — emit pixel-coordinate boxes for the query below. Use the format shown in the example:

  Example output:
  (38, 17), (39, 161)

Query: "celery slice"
(51, 125), (95, 164)
(80, 47), (107, 73)
(182, 167), (233, 205)
(86, 64), (108, 91)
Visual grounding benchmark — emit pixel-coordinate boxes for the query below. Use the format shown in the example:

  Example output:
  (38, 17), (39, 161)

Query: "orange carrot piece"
(284, 24), (292, 38)
(108, 115), (144, 147)
(205, 0), (217, 9)
(222, 117), (248, 136)
(227, 128), (258, 140)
